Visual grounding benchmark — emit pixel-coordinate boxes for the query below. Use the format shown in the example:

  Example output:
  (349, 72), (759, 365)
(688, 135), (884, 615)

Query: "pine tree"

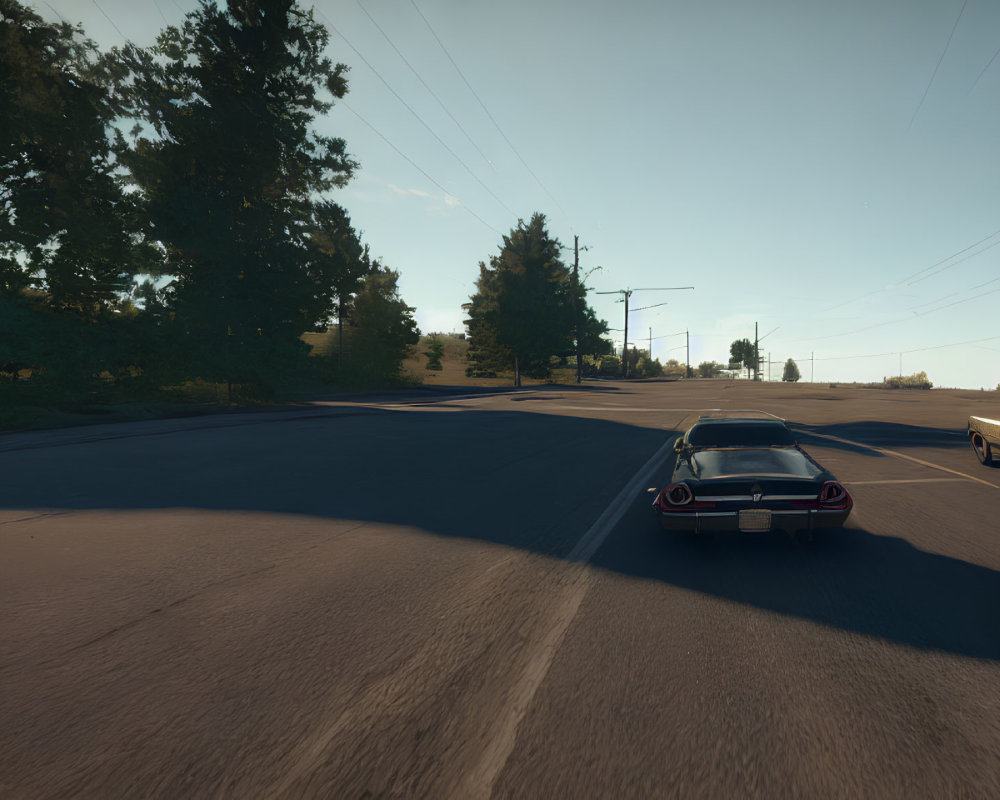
(465, 214), (606, 385)
(111, 0), (358, 385)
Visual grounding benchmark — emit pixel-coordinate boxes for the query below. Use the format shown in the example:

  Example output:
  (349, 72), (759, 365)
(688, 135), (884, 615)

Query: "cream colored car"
(968, 416), (999, 465)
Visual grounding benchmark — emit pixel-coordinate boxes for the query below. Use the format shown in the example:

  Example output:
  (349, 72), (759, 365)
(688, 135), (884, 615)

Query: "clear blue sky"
(41, 0), (1000, 388)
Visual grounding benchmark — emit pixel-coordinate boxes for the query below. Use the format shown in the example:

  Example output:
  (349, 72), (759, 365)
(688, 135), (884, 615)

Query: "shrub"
(782, 358), (801, 382)
(597, 355), (622, 377)
(882, 371), (932, 389)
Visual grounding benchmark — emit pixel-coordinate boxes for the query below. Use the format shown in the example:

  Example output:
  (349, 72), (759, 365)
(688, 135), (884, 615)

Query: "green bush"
(882, 371), (933, 390)
(597, 355), (622, 377)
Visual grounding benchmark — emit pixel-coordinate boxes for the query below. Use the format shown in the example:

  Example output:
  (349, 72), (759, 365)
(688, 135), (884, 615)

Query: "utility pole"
(596, 286), (694, 378)
(686, 329), (690, 378)
(649, 327), (652, 361)
(753, 324), (779, 382)
(573, 236), (581, 384)
(811, 351), (814, 383)
(624, 291), (631, 377)
(754, 322), (759, 382)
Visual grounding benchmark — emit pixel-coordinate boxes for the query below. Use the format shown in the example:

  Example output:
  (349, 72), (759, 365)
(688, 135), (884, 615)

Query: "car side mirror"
(674, 440), (686, 454)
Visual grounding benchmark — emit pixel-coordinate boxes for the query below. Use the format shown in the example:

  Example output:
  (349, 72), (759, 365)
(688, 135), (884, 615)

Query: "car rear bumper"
(656, 507), (851, 534)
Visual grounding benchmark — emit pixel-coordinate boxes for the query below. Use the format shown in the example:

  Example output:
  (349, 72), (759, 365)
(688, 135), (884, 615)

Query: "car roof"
(685, 416), (796, 447)
(693, 417), (787, 425)
(694, 409), (786, 422)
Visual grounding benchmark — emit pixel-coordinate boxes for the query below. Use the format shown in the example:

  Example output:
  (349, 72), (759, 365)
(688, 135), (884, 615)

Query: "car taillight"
(662, 483), (694, 506)
(819, 481), (851, 509)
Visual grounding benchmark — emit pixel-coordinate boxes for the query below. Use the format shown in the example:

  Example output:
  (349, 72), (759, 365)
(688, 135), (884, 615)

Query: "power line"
(907, 0), (968, 132)
(343, 101), (501, 236)
(906, 291), (958, 311)
(913, 284), (1000, 317)
(905, 228), (1000, 285)
(804, 234), (1000, 340)
(355, 0), (497, 174)
(971, 276), (1000, 290)
(316, 8), (518, 219)
(41, 1), (67, 22)
(799, 278), (998, 343)
(968, 41), (1000, 94)
(649, 330), (686, 341)
(151, 0), (170, 27)
(409, 0), (568, 222)
(91, 0), (129, 43)
(791, 332), (1000, 362)
(820, 224), (1000, 317)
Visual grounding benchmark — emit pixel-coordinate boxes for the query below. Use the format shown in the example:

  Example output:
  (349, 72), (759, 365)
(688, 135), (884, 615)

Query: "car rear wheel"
(971, 433), (993, 465)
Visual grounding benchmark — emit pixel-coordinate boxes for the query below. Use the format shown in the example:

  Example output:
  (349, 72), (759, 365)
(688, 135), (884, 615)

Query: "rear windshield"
(687, 421), (795, 448)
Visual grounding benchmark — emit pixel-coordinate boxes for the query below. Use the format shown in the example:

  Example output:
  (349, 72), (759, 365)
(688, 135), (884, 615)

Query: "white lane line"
(568, 435), (680, 562)
(844, 478), (971, 486)
(795, 429), (1000, 489)
(459, 565), (590, 799)
(462, 434), (680, 799)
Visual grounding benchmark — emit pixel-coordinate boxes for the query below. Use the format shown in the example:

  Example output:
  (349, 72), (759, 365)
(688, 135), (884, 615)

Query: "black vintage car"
(652, 415), (853, 539)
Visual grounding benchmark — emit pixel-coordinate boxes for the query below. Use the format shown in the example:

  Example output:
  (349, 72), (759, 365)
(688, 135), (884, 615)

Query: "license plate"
(738, 509), (771, 532)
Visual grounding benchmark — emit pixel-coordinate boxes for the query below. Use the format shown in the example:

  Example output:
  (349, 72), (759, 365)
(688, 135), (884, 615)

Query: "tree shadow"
(3, 406), (998, 661)
(593, 513), (1000, 661)
(303, 381), (625, 404)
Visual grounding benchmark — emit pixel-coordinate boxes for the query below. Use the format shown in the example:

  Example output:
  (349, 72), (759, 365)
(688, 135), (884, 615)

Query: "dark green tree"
(782, 358), (801, 382)
(729, 338), (755, 379)
(303, 200), (366, 333)
(423, 335), (445, 370)
(576, 303), (612, 361)
(345, 263), (419, 382)
(110, 0), (358, 389)
(1, 0), (138, 310)
(465, 213), (606, 385)
(698, 360), (725, 378)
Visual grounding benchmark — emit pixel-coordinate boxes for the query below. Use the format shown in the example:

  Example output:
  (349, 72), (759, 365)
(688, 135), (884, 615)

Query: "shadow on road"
(594, 515), (1000, 661)
(793, 420), (968, 453)
(3, 405), (998, 661)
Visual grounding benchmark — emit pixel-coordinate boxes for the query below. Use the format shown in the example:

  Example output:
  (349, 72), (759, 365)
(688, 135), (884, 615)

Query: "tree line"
(1, 0), (417, 406)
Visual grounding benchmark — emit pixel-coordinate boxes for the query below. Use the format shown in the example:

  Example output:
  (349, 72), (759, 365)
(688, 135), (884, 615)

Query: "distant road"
(2, 381), (999, 798)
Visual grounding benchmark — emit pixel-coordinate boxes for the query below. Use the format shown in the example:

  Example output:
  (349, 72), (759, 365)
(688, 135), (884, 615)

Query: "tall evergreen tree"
(110, 0), (358, 384)
(465, 213), (606, 385)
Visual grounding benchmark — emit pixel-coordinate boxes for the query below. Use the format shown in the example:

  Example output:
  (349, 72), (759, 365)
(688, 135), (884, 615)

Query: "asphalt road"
(2, 380), (999, 798)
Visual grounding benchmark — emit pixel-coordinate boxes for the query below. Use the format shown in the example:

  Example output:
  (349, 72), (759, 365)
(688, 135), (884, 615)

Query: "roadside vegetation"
(0, 0), (954, 434)
(875, 372), (934, 390)
(1, 0), (420, 428)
